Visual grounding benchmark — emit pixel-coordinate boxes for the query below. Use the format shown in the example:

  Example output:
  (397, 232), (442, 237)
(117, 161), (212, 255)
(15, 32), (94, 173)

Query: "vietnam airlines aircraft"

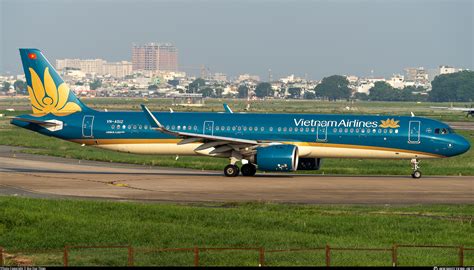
(11, 49), (471, 178)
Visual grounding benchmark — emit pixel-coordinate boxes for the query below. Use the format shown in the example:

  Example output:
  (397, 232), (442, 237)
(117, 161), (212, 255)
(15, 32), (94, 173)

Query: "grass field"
(0, 197), (473, 266)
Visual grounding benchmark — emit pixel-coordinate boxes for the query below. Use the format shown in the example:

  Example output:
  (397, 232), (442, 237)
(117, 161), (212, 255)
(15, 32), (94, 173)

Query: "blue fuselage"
(12, 110), (471, 159)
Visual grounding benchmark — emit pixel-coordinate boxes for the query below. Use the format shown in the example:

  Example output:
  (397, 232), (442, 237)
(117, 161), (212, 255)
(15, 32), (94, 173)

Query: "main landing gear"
(224, 163), (257, 177)
(411, 158), (422, 179)
(241, 163), (257, 176)
(224, 164), (240, 177)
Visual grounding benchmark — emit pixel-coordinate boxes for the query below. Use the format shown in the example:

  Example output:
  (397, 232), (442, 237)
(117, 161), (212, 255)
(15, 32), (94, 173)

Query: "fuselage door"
(203, 121), (214, 135)
(408, 120), (421, 144)
(317, 126), (327, 141)
(82, 115), (94, 138)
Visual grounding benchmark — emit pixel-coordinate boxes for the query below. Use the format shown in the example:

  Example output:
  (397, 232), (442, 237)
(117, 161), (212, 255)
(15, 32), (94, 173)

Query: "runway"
(0, 146), (472, 204)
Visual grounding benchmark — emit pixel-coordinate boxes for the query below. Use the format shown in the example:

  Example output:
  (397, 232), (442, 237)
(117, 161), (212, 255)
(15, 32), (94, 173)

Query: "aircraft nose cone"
(456, 136), (470, 155)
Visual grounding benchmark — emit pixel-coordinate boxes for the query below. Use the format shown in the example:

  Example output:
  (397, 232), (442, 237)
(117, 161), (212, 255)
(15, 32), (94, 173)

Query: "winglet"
(223, 103), (233, 113)
(140, 104), (163, 129)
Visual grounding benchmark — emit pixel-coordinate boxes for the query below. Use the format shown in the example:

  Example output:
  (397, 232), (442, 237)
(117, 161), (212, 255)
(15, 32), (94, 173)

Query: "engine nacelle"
(297, 158), (322, 170)
(255, 144), (299, 171)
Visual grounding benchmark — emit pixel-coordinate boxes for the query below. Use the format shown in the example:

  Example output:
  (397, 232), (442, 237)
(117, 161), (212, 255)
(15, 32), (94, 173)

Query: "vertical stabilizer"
(19, 48), (90, 116)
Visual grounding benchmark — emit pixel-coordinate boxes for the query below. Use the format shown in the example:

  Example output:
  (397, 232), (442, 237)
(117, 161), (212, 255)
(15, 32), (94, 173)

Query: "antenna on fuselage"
(411, 112), (415, 117)
(169, 108), (174, 113)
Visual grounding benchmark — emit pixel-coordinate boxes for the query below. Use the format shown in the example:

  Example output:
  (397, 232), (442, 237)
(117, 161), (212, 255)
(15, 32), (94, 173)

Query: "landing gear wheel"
(412, 170), (422, 179)
(241, 163), (257, 176)
(224, 164), (240, 177)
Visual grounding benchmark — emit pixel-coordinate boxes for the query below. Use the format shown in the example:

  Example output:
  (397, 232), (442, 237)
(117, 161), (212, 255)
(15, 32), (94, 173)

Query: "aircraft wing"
(141, 105), (270, 157)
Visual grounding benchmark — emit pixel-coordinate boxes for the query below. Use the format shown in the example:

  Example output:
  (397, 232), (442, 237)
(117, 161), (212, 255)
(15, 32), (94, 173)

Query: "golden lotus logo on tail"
(27, 67), (81, 116)
(379, 118), (400, 128)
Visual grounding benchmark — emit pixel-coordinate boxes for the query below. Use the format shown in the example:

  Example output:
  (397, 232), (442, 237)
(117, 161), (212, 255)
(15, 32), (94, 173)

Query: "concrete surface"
(0, 146), (472, 204)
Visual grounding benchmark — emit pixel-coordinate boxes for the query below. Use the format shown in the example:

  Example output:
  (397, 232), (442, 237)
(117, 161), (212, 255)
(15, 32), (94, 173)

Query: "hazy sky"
(1, 0), (473, 79)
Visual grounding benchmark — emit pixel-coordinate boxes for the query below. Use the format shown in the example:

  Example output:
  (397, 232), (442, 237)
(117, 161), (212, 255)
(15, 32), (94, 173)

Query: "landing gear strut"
(411, 159), (422, 179)
(241, 163), (257, 176)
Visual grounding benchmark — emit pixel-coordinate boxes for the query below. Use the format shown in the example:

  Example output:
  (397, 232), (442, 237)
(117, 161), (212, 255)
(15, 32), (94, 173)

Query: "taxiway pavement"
(0, 146), (472, 204)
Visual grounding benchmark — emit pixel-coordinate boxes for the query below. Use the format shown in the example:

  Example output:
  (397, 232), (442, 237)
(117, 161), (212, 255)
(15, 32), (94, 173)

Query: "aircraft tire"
(241, 164), (257, 176)
(224, 164), (240, 177)
(411, 170), (422, 179)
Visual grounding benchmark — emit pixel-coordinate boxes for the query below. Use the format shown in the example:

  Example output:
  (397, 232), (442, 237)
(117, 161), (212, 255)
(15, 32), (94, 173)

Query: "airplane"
(10, 49), (471, 179)
(430, 104), (474, 117)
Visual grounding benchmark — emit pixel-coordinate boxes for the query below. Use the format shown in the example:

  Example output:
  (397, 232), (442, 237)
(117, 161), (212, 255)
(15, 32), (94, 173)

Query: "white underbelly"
(299, 145), (435, 159)
(97, 143), (200, 155)
(96, 143), (437, 159)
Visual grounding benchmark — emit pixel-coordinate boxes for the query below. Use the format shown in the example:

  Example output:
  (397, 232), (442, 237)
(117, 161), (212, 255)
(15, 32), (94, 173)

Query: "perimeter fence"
(0, 244), (472, 266)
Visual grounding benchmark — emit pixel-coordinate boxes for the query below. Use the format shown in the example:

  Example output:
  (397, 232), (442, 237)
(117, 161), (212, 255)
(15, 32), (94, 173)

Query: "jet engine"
(297, 158), (322, 170)
(254, 144), (299, 171)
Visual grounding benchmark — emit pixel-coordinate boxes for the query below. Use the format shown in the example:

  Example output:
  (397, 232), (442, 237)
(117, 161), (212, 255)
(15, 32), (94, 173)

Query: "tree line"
(3, 70), (472, 102)
(246, 71), (473, 102)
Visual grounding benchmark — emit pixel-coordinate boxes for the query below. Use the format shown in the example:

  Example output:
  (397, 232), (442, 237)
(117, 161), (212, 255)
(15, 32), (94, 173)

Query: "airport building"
(132, 43), (178, 72)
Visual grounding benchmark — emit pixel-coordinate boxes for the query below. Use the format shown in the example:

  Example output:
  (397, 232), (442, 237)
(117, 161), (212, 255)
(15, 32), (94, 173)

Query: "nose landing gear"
(411, 158), (422, 179)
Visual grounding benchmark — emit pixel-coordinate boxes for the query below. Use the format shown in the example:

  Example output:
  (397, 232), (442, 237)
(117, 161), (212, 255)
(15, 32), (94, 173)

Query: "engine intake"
(255, 144), (299, 171)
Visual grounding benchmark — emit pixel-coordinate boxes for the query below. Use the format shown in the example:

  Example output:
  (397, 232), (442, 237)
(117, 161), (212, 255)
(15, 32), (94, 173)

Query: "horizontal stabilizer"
(10, 117), (60, 127)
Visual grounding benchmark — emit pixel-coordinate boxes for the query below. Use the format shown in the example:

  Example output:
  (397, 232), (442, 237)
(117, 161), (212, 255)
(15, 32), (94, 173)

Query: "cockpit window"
(435, 128), (450, 135)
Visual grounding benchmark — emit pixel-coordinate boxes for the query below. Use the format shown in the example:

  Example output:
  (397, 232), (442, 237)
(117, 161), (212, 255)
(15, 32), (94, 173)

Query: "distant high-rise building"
(157, 44), (178, 72)
(132, 43), (157, 71)
(132, 43), (178, 72)
(56, 59), (105, 74)
(56, 59), (132, 78)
